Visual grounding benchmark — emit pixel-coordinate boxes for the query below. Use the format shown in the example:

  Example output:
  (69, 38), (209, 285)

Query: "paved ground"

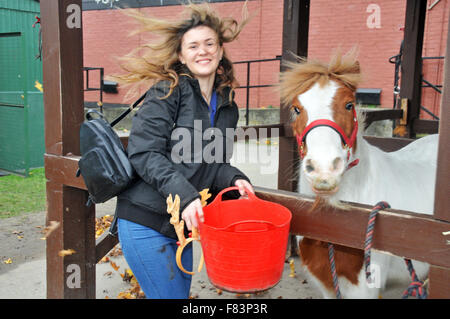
(0, 139), (407, 299)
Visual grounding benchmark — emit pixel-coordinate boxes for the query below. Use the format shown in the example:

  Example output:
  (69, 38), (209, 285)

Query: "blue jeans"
(117, 218), (193, 299)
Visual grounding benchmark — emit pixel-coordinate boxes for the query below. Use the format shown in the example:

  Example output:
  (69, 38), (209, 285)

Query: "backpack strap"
(85, 109), (107, 121)
(110, 92), (147, 127)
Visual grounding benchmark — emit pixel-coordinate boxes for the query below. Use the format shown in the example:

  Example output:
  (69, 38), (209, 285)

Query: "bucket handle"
(211, 186), (258, 206)
(175, 227), (204, 276)
(221, 219), (277, 232)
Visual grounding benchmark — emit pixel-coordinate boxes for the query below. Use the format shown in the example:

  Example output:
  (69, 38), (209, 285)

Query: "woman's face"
(178, 25), (223, 81)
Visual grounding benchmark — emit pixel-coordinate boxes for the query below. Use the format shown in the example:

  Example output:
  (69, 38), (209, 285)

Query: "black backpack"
(76, 93), (146, 206)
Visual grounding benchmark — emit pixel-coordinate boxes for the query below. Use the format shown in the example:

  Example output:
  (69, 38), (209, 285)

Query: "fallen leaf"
(108, 246), (122, 257)
(41, 221), (60, 239)
(99, 256), (110, 263)
(117, 291), (135, 299)
(58, 249), (76, 257)
(35, 80), (43, 92)
(289, 258), (296, 278)
(3, 258), (13, 264)
(95, 215), (114, 239)
(110, 261), (120, 271)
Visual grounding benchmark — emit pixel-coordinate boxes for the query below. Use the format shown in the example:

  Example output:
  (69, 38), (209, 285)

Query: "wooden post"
(41, 0), (96, 298)
(279, 0), (310, 257)
(278, 0), (309, 192)
(429, 17), (450, 299)
(399, 0), (427, 138)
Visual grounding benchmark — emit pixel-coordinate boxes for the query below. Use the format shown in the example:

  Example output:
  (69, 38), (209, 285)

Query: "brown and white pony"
(279, 50), (438, 299)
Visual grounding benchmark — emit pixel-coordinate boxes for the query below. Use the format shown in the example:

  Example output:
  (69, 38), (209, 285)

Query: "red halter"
(296, 107), (359, 169)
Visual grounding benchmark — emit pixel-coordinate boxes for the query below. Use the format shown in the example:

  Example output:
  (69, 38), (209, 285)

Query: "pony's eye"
(345, 102), (354, 110)
(292, 106), (301, 115)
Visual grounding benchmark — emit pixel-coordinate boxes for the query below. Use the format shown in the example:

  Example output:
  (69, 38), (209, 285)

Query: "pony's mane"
(279, 49), (362, 106)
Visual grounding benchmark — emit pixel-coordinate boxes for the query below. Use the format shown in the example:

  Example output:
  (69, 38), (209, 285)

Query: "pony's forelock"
(279, 49), (362, 107)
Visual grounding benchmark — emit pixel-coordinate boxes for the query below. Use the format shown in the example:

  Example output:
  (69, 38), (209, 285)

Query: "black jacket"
(115, 75), (250, 239)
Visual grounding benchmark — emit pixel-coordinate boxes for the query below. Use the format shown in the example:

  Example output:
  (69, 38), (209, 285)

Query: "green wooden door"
(0, 32), (30, 175)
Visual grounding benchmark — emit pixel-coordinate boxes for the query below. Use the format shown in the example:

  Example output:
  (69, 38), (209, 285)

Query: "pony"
(279, 49), (439, 299)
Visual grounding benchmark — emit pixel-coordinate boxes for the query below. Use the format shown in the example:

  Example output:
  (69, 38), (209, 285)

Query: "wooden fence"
(41, 0), (449, 298)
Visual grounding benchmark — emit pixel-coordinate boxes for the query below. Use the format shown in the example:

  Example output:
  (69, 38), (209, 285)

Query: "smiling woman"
(108, 1), (254, 299)
(178, 25), (223, 103)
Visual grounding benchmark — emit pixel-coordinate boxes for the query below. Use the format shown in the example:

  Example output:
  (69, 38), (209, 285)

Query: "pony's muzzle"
(303, 157), (345, 194)
(304, 157), (345, 176)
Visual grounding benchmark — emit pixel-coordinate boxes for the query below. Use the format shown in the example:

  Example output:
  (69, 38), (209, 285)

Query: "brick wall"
(308, 0), (448, 118)
(82, 0), (283, 110)
(83, 0), (448, 118)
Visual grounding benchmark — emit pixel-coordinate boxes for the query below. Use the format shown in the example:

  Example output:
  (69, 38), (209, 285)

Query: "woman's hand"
(234, 179), (254, 197)
(181, 198), (204, 231)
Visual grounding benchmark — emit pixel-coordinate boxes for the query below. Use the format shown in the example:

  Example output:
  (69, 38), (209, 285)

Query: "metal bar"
(400, 0), (427, 138)
(422, 56), (444, 60)
(85, 67), (90, 90)
(100, 68), (104, 113)
(420, 105), (440, 120)
(236, 84), (276, 89)
(245, 61), (250, 126)
(233, 57), (282, 64)
(422, 78), (442, 94)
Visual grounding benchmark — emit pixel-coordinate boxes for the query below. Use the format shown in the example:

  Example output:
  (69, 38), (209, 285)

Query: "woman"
(112, 2), (253, 299)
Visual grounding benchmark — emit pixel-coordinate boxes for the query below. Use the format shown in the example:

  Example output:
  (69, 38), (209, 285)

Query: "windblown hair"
(279, 48), (362, 107)
(110, 1), (250, 101)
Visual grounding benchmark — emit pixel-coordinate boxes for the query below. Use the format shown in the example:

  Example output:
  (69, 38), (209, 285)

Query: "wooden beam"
(278, 0), (309, 192)
(429, 266), (450, 299)
(96, 233), (119, 264)
(44, 154), (86, 190)
(428, 12), (450, 300)
(41, 0), (96, 299)
(412, 119), (439, 134)
(254, 187), (450, 269)
(363, 109), (403, 128)
(433, 17), (450, 224)
(363, 136), (414, 152)
(400, 0), (427, 138)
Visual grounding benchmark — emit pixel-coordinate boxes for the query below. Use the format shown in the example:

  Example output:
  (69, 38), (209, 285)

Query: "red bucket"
(198, 187), (292, 293)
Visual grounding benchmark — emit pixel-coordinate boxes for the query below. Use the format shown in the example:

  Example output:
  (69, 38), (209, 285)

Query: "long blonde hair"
(110, 1), (250, 100)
